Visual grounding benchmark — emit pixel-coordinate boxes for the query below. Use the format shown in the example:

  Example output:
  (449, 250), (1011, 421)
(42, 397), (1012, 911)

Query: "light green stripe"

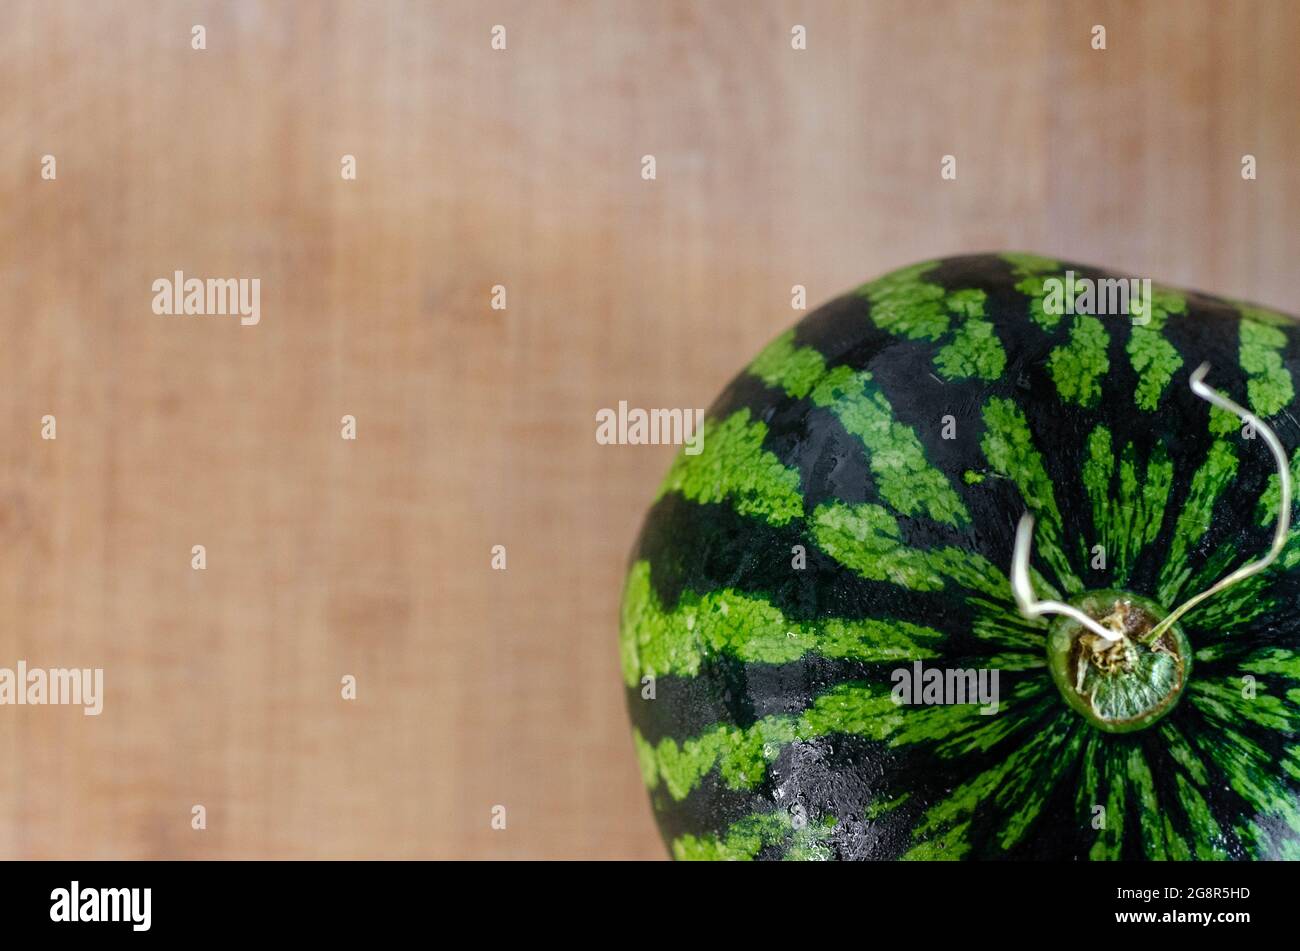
(1183, 543), (1240, 601)
(1077, 731), (1101, 820)
(980, 398), (1082, 593)
(656, 409), (804, 525)
(981, 652), (1046, 671)
(934, 289), (1005, 381)
(1239, 303), (1296, 328)
(856, 261), (950, 341)
(1182, 565), (1272, 634)
(618, 560), (945, 687)
(1240, 317), (1295, 417)
(1128, 289), (1186, 411)
(809, 366), (969, 526)
(1174, 774), (1227, 860)
(1190, 678), (1296, 732)
(810, 502), (1009, 597)
(1194, 725), (1300, 856)
(748, 329), (825, 399)
(1241, 647), (1300, 682)
(1285, 746), (1300, 785)
(632, 729), (659, 790)
(1163, 816), (1190, 860)
(1156, 440), (1238, 605)
(866, 792), (911, 819)
(1127, 746), (1168, 860)
(857, 264), (1007, 379)
(647, 679), (1043, 802)
(1209, 405), (1240, 435)
(1190, 368), (1253, 433)
(1255, 447), (1300, 526)
(1004, 253), (1064, 331)
(995, 721), (1085, 852)
(1049, 315), (1110, 408)
(1278, 529), (1300, 571)
(904, 710), (1079, 859)
(811, 503), (945, 590)
(652, 715), (796, 801)
(969, 597), (1049, 650)
(672, 811), (837, 861)
(1088, 739), (1127, 860)
(1081, 426), (1114, 561)
(885, 679), (1050, 759)
(935, 317), (1007, 380)
(1117, 443), (1174, 581)
(901, 823), (972, 861)
(1081, 426), (1172, 586)
(748, 331), (970, 526)
(1160, 722), (1210, 786)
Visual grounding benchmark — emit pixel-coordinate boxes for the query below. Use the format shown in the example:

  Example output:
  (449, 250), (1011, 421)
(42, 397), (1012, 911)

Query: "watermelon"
(620, 253), (1300, 860)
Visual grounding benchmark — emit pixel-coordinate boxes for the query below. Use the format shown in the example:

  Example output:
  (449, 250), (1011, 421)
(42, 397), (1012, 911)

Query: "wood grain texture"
(0, 0), (1295, 859)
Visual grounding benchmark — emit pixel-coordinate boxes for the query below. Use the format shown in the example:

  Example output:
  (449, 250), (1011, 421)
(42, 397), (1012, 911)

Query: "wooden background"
(1, 0), (1297, 859)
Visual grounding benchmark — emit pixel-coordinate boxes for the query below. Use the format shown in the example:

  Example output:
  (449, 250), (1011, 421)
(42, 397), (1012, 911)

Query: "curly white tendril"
(1011, 362), (1292, 643)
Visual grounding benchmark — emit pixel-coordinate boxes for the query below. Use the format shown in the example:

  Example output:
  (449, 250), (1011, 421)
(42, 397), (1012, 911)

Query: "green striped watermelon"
(620, 253), (1300, 860)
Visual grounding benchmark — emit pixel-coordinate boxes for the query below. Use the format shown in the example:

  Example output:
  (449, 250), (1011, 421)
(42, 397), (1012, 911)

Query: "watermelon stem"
(1045, 590), (1191, 733)
(1145, 363), (1291, 642)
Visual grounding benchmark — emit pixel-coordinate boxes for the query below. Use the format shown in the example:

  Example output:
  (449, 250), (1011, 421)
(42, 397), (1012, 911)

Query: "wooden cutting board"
(0, 0), (1296, 858)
